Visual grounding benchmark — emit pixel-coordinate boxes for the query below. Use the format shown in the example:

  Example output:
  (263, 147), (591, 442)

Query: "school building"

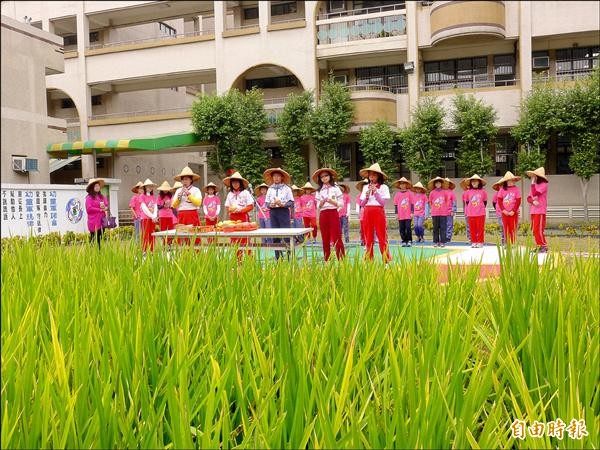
(1, 1), (599, 217)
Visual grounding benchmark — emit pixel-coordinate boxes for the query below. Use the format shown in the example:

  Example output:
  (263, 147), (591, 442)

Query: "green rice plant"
(1, 239), (598, 448)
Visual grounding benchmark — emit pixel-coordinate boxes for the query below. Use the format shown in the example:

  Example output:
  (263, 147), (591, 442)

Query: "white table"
(152, 227), (313, 259)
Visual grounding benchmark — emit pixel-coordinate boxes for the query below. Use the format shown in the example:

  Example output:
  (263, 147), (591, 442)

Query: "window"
(246, 75), (298, 90)
(556, 138), (573, 174)
(243, 7), (259, 20)
(336, 143), (354, 179)
(493, 54), (516, 86)
(352, 0), (405, 11)
(442, 138), (460, 178)
(494, 135), (517, 176)
(89, 31), (100, 42)
(61, 98), (75, 109)
(63, 35), (77, 46)
(424, 57), (487, 90)
(355, 64), (408, 92)
(158, 22), (176, 36)
(267, 147), (283, 159)
(556, 46), (599, 79)
(329, 0), (346, 12)
(271, 1), (297, 16)
(91, 95), (102, 106)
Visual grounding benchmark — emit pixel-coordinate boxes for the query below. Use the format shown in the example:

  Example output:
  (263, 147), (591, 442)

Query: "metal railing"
(270, 16), (306, 24)
(533, 68), (596, 83)
(318, 3), (406, 20)
(317, 14), (406, 45)
(87, 29), (215, 50)
(263, 96), (290, 106)
(423, 76), (518, 91)
(224, 23), (260, 32)
(348, 84), (408, 94)
(89, 107), (190, 121)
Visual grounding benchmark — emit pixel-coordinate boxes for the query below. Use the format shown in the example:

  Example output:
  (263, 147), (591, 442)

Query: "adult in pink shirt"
(129, 181), (143, 240)
(526, 167), (549, 253)
(85, 178), (109, 249)
(494, 171), (522, 245)
(427, 177), (449, 248)
(338, 184), (351, 244)
(411, 182), (428, 243)
(300, 182), (318, 242)
(392, 177), (414, 247)
(461, 175), (488, 248)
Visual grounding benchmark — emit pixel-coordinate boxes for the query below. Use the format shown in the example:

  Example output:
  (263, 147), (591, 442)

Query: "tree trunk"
(580, 178), (589, 223)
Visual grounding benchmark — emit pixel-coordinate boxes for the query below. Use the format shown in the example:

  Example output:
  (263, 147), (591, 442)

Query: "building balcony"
(430, 0), (505, 46)
(349, 85), (399, 127)
(422, 75), (518, 92)
(532, 68), (597, 84)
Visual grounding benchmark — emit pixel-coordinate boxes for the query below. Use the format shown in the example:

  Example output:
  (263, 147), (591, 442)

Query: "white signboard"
(1, 183), (119, 238)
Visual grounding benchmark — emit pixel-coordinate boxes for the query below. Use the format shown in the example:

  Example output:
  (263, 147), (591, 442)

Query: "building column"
(519, 1), (533, 96)
(259, 1), (270, 28)
(406, 0), (420, 114)
(214, 0), (228, 94)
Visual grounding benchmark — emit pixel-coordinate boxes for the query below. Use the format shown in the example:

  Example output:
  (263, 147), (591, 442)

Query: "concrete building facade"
(1, 1), (598, 214)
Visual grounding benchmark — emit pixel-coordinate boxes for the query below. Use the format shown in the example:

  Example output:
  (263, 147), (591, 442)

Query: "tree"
(561, 68), (600, 221)
(308, 78), (354, 177)
(276, 91), (313, 184)
(451, 93), (497, 176)
(358, 120), (397, 180)
(398, 98), (445, 182)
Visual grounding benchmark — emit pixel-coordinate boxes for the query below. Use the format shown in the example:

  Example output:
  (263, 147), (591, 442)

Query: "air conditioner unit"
(532, 56), (550, 69)
(12, 157), (26, 172)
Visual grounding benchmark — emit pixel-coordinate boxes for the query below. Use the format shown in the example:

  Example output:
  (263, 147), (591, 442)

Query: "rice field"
(2, 240), (599, 449)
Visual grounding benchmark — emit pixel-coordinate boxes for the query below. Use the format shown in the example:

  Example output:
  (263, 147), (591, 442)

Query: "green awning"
(46, 132), (203, 157)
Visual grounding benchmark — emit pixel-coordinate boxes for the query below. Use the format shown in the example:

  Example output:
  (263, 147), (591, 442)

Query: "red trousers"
(531, 214), (547, 247)
(319, 209), (345, 261)
(177, 209), (201, 246)
(303, 217), (318, 238)
(229, 212), (250, 259)
(363, 206), (391, 262)
(502, 213), (519, 244)
(467, 215), (485, 244)
(159, 216), (175, 245)
(359, 218), (364, 243)
(141, 218), (156, 252)
(205, 217), (218, 226)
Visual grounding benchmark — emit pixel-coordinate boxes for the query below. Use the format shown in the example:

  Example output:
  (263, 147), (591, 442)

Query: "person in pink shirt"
(491, 179), (505, 245)
(338, 183), (351, 244)
(355, 179), (368, 246)
(461, 175), (488, 248)
(411, 182), (428, 243)
(85, 178), (109, 249)
(157, 181), (176, 246)
(139, 179), (158, 253)
(427, 176), (449, 248)
(291, 185), (304, 228)
(526, 167), (549, 253)
(494, 171), (522, 245)
(129, 181), (143, 241)
(202, 182), (221, 226)
(314, 168), (345, 261)
(255, 183), (271, 229)
(300, 182), (318, 243)
(444, 178), (457, 242)
(392, 177), (414, 247)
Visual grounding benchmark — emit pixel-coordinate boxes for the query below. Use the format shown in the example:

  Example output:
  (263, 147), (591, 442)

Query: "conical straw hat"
(359, 162), (388, 180)
(223, 171), (249, 188)
(526, 167), (548, 181)
(174, 166), (200, 182)
(392, 177), (413, 189)
(157, 181), (172, 192)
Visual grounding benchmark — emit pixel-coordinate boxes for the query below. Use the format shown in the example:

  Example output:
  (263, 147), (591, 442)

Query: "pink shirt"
(301, 193), (317, 218)
(129, 194), (142, 219)
(445, 189), (456, 216)
(203, 195), (221, 219)
(498, 185), (521, 214)
(293, 196), (303, 219)
(139, 193), (156, 220)
(256, 195), (270, 220)
(339, 193), (350, 217)
(464, 189), (488, 217)
(527, 182), (548, 215)
(393, 190), (413, 220)
(428, 189), (448, 217)
(412, 193), (427, 217)
(355, 193), (364, 220)
(85, 194), (108, 233)
(157, 194), (175, 219)
(492, 191), (502, 217)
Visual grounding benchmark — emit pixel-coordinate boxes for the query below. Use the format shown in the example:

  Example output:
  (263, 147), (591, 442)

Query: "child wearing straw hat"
(494, 171), (522, 245)
(411, 182), (428, 243)
(526, 167), (549, 253)
(338, 183), (351, 244)
(300, 181), (318, 243)
(291, 185), (304, 229)
(157, 181), (176, 246)
(264, 168), (294, 260)
(393, 177), (414, 247)
(202, 182), (221, 226)
(129, 181), (143, 241)
(444, 178), (458, 242)
(461, 175), (488, 248)
(224, 171), (255, 258)
(491, 177), (504, 245)
(255, 183), (271, 231)
(359, 163), (391, 262)
(85, 178), (109, 249)
(427, 176), (449, 248)
(314, 168), (346, 261)
(139, 179), (158, 253)
(355, 179), (368, 246)
(172, 166), (203, 227)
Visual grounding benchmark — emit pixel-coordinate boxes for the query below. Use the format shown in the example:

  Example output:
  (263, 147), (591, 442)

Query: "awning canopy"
(46, 132), (205, 158)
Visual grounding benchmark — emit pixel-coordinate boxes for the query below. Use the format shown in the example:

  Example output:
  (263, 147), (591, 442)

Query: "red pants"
(141, 218), (156, 252)
(359, 218), (364, 243)
(177, 209), (201, 246)
(319, 209), (345, 261)
(363, 206), (391, 262)
(303, 217), (317, 238)
(159, 216), (175, 245)
(205, 217), (218, 226)
(531, 214), (547, 247)
(502, 213), (519, 244)
(467, 215), (485, 244)
(229, 212), (250, 259)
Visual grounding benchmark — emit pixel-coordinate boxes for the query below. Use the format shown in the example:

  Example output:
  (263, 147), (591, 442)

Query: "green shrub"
(452, 220), (466, 234)
(485, 223), (501, 234)
(519, 222), (531, 236)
